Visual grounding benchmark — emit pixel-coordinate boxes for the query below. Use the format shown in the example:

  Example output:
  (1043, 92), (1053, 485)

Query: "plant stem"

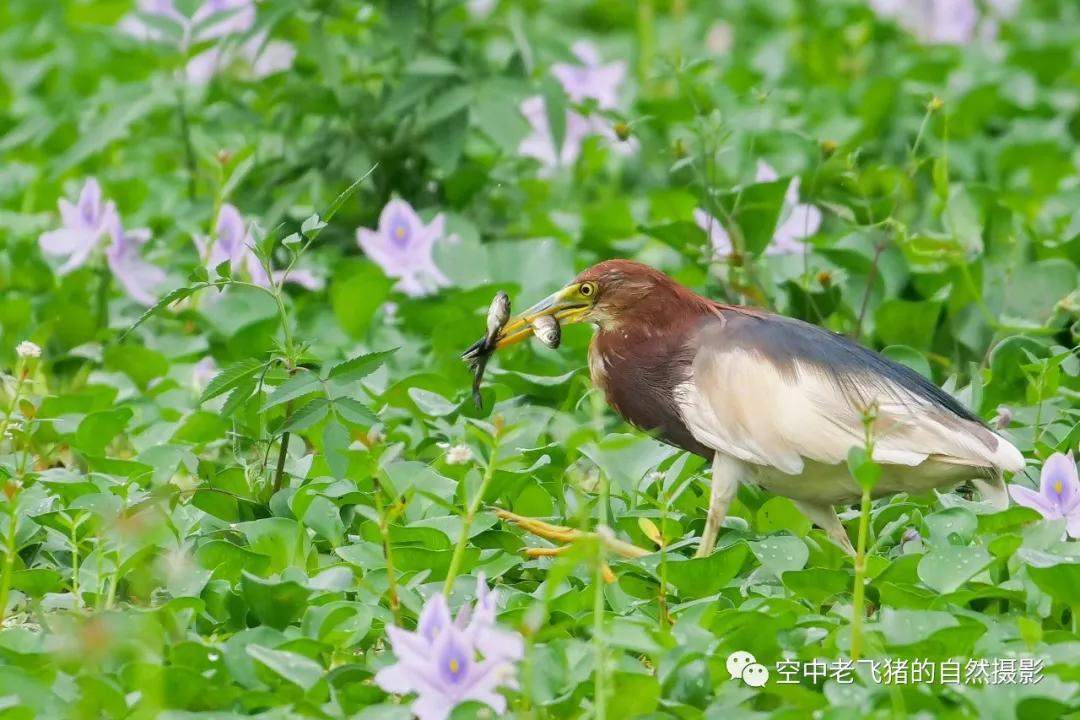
(373, 477), (401, 625)
(443, 431), (502, 597)
(593, 474), (610, 720)
(95, 264), (111, 331)
(0, 498), (18, 625)
(176, 83), (197, 201)
(850, 486), (872, 661)
(70, 518), (81, 610)
(0, 361), (29, 445)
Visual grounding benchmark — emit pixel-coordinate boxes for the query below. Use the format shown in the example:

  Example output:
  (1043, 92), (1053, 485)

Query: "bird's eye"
(580, 282), (596, 298)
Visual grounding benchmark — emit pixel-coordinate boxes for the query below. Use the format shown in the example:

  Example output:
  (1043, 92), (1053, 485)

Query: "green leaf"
(246, 645), (324, 691)
(323, 419), (350, 480)
(327, 349), (395, 383)
(120, 284), (202, 341)
(917, 545), (993, 594)
(240, 572), (312, 630)
(664, 542), (748, 598)
(277, 397), (330, 434)
(262, 371), (322, 411)
(750, 535), (809, 576)
(201, 358), (268, 404)
(334, 398), (378, 426)
(874, 299), (942, 350)
(74, 408), (133, 456)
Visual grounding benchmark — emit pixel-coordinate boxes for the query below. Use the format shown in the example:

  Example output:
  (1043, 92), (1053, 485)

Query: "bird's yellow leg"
(696, 453), (741, 558)
(494, 508), (649, 560)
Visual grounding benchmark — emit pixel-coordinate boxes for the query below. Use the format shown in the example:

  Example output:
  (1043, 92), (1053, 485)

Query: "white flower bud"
(446, 444), (474, 465)
(16, 341), (41, 359)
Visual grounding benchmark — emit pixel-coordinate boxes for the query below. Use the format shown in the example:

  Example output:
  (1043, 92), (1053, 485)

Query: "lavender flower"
(195, 204), (321, 290)
(356, 199), (452, 297)
(693, 208), (733, 258)
(375, 575), (523, 720)
(550, 41), (626, 110)
(1009, 453), (1080, 538)
(866, 0), (1016, 44)
(105, 218), (167, 306)
(119, 0), (293, 83)
(693, 162), (821, 259)
(520, 41), (635, 173)
(994, 405), (1013, 430)
(754, 161), (822, 256)
(518, 96), (590, 173)
(39, 179), (164, 305)
(38, 178), (119, 273)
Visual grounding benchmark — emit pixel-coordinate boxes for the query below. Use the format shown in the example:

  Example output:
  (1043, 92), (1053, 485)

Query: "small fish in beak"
(463, 291), (512, 409)
(531, 315), (561, 348)
(486, 291), (510, 347)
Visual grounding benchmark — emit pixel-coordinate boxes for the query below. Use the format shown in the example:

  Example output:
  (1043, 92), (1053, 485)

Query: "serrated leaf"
(323, 419), (350, 479)
(326, 349), (396, 383)
(334, 398), (378, 426)
(120, 285), (202, 340)
(279, 398), (330, 433)
(262, 371), (322, 411)
(200, 358), (268, 404)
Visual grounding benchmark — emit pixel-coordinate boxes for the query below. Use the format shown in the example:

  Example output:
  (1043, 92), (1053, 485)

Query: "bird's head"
(494, 260), (690, 348)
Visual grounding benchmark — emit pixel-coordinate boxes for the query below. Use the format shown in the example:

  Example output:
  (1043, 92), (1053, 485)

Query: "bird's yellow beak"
(495, 283), (592, 349)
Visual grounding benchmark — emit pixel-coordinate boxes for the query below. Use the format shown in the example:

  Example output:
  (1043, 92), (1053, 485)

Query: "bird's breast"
(589, 327), (714, 458)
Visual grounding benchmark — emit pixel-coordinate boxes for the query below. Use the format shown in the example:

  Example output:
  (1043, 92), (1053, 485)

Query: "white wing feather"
(674, 347), (1023, 476)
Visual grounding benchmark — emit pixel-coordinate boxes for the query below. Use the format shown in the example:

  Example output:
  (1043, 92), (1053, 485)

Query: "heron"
(476, 259), (1024, 557)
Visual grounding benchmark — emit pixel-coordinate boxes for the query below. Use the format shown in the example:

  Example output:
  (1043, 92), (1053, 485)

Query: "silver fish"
(486, 290), (510, 346)
(531, 314), (561, 349)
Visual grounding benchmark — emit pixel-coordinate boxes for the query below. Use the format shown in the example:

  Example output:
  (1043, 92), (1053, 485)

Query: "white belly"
(746, 458), (978, 505)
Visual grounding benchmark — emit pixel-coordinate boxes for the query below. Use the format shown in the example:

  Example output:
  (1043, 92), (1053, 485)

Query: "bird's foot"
(494, 508), (650, 583)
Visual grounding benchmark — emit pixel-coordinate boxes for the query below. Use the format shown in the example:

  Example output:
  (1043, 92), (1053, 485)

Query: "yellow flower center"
(449, 659), (460, 673)
(395, 226), (406, 239)
(1055, 481), (1063, 494)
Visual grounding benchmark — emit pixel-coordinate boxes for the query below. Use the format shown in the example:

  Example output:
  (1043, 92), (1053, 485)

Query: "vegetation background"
(0, 0), (1078, 717)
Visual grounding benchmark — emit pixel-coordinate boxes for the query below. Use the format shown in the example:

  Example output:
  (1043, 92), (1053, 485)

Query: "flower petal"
(410, 692), (453, 720)
(1008, 484), (1060, 519)
(1041, 452), (1080, 513)
(772, 204), (822, 248)
(755, 160), (779, 184)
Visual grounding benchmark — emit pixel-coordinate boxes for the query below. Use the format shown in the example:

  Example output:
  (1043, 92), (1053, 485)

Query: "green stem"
(0, 499), (18, 624)
(593, 474), (610, 720)
(176, 84), (197, 201)
(850, 486), (872, 661)
(0, 363), (28, 445)
(373, 477), (402, 625)
(96, 264), (111, 331)
(70, 518), (81, 610)
(443, 434), (501, 597)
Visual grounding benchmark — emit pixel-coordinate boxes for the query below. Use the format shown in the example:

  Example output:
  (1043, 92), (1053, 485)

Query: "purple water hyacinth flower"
(186, 32), (296, 84)
(120, 0), (293, 83)
(693, 208), (733, 258)
(39, 178), (119, 273)
(518, 96), (591, 173)
(754, 160), (822, 256)
(550, 41), (626, 110)
(375, 575), (523, 720)
(692, 162), (820, 259)
(195, 204), (321, 290)
(105, 217), (166, 306)
(356, 199), (452, 297)
(1009, 453), (1080, 538)
(868, 0), (981, 44)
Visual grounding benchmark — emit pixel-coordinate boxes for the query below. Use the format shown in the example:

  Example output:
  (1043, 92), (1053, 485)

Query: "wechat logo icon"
(727, 650), (770, 688)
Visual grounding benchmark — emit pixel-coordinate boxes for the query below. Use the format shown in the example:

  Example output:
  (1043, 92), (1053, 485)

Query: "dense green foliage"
(1, 0), (1079, 718)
